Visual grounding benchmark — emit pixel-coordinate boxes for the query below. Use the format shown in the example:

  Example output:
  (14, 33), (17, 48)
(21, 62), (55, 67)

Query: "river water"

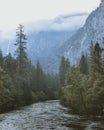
(0, 100), (104, 130)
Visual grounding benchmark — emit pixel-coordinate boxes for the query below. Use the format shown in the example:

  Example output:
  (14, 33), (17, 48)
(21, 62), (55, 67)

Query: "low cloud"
(1, 12), (89, 39)
(25, 12), (89, 32)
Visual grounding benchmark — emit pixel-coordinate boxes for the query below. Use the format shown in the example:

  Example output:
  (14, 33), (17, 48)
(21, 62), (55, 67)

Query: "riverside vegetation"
(0, 24), (59, 113)
(60, 40), (104, 116)
(0, 24), (104, 117)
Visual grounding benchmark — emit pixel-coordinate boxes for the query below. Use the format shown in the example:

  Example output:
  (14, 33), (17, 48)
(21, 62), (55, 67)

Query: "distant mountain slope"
(0, 13), (88, 73)
(49, 0), (104, 72)
(27, 30), (75, 66)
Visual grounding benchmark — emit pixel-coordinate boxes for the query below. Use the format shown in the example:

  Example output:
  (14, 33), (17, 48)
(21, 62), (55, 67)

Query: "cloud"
(0, 12), (88, 39)
(55, 12), (89, 20)
(25, 12), (89, 32)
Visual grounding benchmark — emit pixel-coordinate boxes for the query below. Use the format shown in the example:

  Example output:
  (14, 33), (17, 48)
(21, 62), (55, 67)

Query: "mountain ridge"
(44, 0), (104, 73)
(56, 0), (104, 65)
(0, 13), (88, 73)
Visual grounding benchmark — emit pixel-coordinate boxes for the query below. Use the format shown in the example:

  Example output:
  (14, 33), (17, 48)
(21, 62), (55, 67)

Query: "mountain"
(51, 0), (104, 71)
(26, 13), (88, 71)
(27, 30), (75, 67)
(0, 13), (88, 73)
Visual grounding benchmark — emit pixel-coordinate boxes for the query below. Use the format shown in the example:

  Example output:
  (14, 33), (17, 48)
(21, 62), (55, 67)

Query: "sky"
(0, 0), (100, 30)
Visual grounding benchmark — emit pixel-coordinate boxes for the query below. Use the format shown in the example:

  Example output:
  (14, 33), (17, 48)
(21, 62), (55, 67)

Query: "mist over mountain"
(24, 13), (88, 70)
(25, 12), (88, 32)
(47, 0), (104, 73)
(0, 13), (88, 73)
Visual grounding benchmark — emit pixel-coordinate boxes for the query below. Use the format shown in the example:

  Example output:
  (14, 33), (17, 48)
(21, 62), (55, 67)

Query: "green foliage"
(85, 74), (104, 114)
(4, 53), (16, 76)
(61, 42), (104, 115)
(79, 54), (89, 75)
(61, 66), (88, 114)
(0, 50), (3, 67)
(0, 67), (16, 112)
(0, 25), (60, 113)
(15, 24), (28, 74)
(59, 56), (70, 87)
(89, 43), (103, 77)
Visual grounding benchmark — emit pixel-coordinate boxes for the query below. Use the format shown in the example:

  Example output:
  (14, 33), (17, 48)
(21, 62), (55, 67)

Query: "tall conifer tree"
(59, 56), (66, 87)
(79, 53), (89, 75)
(14, 24), (27, 74)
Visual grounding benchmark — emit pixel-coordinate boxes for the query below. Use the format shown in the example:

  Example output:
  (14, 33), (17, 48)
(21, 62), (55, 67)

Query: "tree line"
(59, 40), (104, 115)
(0, 24), (59, 113)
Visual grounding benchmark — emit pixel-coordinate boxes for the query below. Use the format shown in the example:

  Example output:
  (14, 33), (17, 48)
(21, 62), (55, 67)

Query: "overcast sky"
(0, 0), (100, 30)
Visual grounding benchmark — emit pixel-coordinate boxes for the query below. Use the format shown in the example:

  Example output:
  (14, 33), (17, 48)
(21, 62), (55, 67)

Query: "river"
(0, 100), (104, 130)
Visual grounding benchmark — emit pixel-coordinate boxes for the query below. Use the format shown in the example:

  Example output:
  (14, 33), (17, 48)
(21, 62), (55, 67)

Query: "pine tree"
(59, 56), (66, 87)
(4, 53), (16, 76)
(89, 42), (102, 76)
(102, 37), (104, 74)
(14, 24), (33, 105)
(65, 58), (70, 72)
(93, 43), (102, 74)
(0, 50), (3, 67)
(14, 24), (28, 74)
(59, 56), (70, 87)
(79, 53), (89, 75)
(89, 42), (94, 76)
(35, 60), (44, 91)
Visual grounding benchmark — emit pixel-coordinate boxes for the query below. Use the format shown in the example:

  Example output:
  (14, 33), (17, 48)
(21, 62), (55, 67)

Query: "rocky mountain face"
(45, 0), (104, 73)
(54, 0), (104, 67)
(27, 30), (75, 67)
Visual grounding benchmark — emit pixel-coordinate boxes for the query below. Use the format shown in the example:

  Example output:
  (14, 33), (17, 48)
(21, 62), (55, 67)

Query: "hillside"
(48, 0), (104, 73)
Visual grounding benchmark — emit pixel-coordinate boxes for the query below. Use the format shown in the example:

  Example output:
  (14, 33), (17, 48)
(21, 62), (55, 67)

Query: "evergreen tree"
(35, 60), (44, 91)
(101, 37), (104, 74)
(61, 41), (104, 115)
(89, 43), (102, 76)
(65, 58), (70, 72)
(14, 24), (28, 74)
(89, 42), (94, 76)
(79, 53), (89, 75)
(59, 56), (66, 87)
(0, 67), (15, 112)
(4, 53), (16, 76)
(94, 43), (102, 73)
(0, 50), (3, 67)
(14, 24), (33, 105)
(59, 56), (70, 87)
